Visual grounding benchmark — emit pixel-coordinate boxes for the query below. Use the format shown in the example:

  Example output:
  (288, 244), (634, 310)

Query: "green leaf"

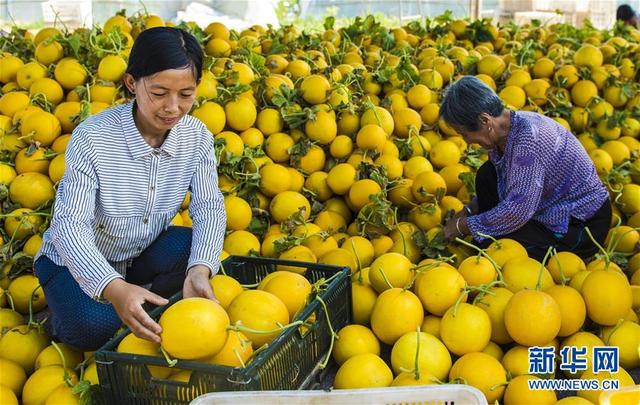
(72, 380), (91, 395)
(373, 67), (394, 84)
(434, 10), (454, 24)
(323, 16), (336, 31)
(462, 147), (485, 170)
(66, 34), (82, 59)
(355, 192), (395, 238)
(459, 172), (477, 196)
(407, 20), (427, 37)
(248, 52), (266, 73)
(609, 252), (630, 268)
(289, 138), (313, 167)
(412, 230), (428, 250)
(280, 207), (309, 234)
(247, 212), (270, 239)
(418, 228), (449, 258)
(79, 382), (102, 405)
(273, 234), (305, 254)
(418, 203), (437, 215)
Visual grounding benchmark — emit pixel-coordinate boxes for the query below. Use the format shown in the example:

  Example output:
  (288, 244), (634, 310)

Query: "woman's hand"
(444, 216), (470, 243)
(468, 199), (479, 215)
(443, 217), (461, 242)
(183, 265), (217, 302)
(103, 278), (168, 343)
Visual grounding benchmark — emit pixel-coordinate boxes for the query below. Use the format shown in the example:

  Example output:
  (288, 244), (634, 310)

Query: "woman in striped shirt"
(439, 76), (611, 261)
(34, 27), (227, 350)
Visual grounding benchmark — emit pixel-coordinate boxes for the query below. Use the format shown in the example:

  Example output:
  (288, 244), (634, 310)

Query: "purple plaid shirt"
(467, 111), (609, 241)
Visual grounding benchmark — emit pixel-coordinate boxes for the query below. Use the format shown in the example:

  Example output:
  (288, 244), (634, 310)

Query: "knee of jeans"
(33, 256), (58, 287)
(55, 311), (121, 351)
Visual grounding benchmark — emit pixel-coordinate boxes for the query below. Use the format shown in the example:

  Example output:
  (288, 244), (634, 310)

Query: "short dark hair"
(439, 75), (504, 131)
(126, 27), (203, 83)
(617, 4), (635, 21)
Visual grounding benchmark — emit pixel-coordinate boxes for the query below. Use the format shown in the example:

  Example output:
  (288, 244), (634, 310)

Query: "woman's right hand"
(102, 278), (169, 343)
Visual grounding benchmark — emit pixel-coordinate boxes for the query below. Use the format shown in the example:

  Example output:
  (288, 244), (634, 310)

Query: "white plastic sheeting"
(176, 1), (279, 30)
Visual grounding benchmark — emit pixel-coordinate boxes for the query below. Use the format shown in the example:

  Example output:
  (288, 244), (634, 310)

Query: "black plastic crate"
(94, 255), (351, 405)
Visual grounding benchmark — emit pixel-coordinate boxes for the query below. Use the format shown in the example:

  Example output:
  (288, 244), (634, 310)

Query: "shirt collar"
(121, 101), (180, 159)
(489, 110), (517, 162)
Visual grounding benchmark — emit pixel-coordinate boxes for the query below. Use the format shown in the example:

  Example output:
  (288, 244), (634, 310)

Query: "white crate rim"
(190, 384), (488, 405)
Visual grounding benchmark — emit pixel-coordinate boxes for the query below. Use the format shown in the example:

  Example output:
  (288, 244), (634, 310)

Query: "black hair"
(125, 27), (203, 84)
(439, 75), (504, 132)
(617, 4), (636, 21)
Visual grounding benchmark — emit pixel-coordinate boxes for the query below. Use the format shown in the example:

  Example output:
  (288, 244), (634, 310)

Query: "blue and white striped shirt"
(36, 102), (226, 300)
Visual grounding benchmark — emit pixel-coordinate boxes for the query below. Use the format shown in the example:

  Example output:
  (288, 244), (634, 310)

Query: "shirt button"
(152, 149), (160, 156)
(143, 218), (149, 224)
(137, 246), (142, 251)
(150, 186), (155, 191)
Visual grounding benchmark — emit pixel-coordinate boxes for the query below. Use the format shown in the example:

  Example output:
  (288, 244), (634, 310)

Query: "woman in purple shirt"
(440, 76), (611, 261)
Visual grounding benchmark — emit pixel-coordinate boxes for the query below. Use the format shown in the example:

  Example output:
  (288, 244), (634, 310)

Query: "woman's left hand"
(443, 216), (468, 242)
(183, 265), (218, 302)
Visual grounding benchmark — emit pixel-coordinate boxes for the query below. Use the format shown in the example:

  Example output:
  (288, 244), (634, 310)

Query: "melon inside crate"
(94, 255), (351, 405)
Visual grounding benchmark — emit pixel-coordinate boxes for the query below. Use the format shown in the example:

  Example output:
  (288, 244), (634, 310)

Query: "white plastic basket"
(190, 385), (488, 405)
(600, 385), (640, 405)
(41, 0), (93, 28)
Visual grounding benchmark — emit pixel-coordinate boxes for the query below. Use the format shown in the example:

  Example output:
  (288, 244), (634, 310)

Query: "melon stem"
(233, 348), (246, 368)
(607, 226), (639, 257)
(455, 236), (504, 282)
(240, 282), (260, 288)
(27, 283), (38, 326)
(391, 207), (409, 258)
(160, 347), (178, 367)
(471, 281), (503, 305)
(315, 295), (337, 369)
(413, 326), (421, 380)
(603, 318), (625, 346)
(490, 381), (510, 391)
(228, 319), (304, 336)
(350, 239), (363, 272)
(312, 271), (341, 295)
(51, 341), (74, 387)
(584, 226), (611, 268)
(378, 267), (395, 290)
(551, 247), (570, 286)
(76, 357), (90, 382)
(451, 286), (469, 318)
(405, 260), (443, 290)
(476, 232), (500, 247)
(4, 290), (15, 312)
(535, 246), (554, 291)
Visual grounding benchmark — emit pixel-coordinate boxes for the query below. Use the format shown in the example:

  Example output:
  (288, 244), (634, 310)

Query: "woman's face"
(124, 68), (197, 136)
(453, 125), (493, 149)
(452, 114), (498, 149)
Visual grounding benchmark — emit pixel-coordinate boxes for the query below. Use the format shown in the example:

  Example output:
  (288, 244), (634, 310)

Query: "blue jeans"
(34, 226), (192, 351)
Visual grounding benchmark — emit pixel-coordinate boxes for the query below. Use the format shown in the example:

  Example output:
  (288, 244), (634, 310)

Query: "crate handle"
(94, 360), (114, 365)
(289, 364), (300, 383)
(226, 374), (253, 385)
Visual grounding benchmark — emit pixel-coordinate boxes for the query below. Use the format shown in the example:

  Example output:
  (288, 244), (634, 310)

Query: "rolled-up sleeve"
(187, 130), (226, 275)
(49, 130), (123, 299)
(467, 136), (544, 241)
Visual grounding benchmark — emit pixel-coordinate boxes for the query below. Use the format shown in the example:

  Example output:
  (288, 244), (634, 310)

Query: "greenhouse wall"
(0, 0), (638, 28)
